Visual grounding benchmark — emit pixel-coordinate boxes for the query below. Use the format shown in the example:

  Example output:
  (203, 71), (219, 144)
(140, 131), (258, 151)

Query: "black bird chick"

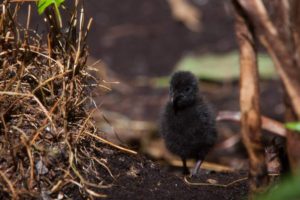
(160, 71), (217, 176)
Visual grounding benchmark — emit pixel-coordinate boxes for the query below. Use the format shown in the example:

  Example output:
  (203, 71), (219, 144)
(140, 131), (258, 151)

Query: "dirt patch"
(93, 145), (248, 200)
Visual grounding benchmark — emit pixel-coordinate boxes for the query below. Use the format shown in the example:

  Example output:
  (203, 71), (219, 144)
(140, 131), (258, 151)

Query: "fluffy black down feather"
(160, 71), (217, 162)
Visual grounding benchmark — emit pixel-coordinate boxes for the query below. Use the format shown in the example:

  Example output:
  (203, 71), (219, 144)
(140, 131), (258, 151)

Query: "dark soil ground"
(92, 144), (249, 200)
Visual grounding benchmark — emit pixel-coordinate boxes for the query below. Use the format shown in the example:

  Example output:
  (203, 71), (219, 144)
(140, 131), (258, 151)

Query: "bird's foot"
(190, 160), (202, 177)
(190, 170), (199, 178)
(181, 158), (190, 175)
(183, 167), (190, 175)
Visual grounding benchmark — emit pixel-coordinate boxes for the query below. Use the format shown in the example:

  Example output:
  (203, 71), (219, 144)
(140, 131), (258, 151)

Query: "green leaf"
(175, 52), (277, 81)
(37, 0), (64, 15)
(256, 173), (300, 200)
(285, 122), (300, 132)
(151, 51), (277, 88)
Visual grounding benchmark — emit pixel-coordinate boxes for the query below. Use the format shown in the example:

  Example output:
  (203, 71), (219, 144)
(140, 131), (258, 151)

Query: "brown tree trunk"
(232, 0), (269, 195)
(237, 0), (300, 119)
(236, 0), (300, 173)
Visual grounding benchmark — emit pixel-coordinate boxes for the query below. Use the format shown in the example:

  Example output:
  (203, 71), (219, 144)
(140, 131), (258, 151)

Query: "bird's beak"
(171, 93), (183, 108)
(169, 91), (175, 104)
(170, 96), (174, 104)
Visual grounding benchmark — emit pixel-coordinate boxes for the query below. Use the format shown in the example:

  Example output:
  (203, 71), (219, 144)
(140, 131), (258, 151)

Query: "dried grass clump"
(0, 1), (134, 199)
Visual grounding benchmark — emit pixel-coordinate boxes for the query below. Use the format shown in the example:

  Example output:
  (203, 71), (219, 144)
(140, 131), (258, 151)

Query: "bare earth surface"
(92, 145), (249, 200)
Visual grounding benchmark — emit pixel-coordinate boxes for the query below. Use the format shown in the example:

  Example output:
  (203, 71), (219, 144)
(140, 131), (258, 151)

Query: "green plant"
(256, 173), (300, 200)
(37, 0), (64, 26)
(256, 122), (300, 199)
(285, 122), (300, 132)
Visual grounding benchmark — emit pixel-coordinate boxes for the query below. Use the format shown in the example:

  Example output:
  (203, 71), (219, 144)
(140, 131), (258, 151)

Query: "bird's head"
(169, 71), (199, 110)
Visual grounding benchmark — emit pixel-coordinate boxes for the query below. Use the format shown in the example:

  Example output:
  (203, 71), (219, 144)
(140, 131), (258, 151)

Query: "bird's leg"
(191, 159), (202, 176)
(181, 158), (190, 175)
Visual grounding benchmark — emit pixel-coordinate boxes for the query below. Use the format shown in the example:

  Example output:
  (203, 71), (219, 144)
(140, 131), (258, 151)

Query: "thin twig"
(91, 156), (116, 180)
(12, 126), (34, 189)
(184, 173), (279, 187)
(85, 131), (137, 155)
(184, 176), (248, 187)
(0, 170), (18, 199)
(217, 111), (286, 137)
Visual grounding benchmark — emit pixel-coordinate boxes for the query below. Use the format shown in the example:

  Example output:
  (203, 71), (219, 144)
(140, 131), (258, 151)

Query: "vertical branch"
(232, 0), (269, 195)
(270, 0), (291, 47)
(284, 1), (300, 166)
(237, 0), (300, 119)
(238, 0), (300, 173)
(290, 0), (300, 63)
(44, 6), (62, 53)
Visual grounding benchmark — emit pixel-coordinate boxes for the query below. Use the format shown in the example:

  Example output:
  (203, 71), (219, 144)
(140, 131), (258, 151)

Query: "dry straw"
(0, 0), (136, 199)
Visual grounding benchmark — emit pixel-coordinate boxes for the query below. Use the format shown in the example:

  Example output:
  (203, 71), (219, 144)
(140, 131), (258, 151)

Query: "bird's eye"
(185, 87), (191, 92)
